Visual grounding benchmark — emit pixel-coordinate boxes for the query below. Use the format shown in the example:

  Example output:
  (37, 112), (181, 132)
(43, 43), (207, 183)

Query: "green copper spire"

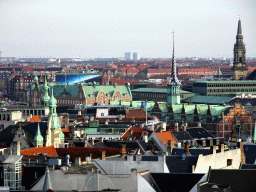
(48, 87), (60, 129)
(34, 123), (44, 144)
(59, 128), (65, 140)
(34, 75), (38, 83)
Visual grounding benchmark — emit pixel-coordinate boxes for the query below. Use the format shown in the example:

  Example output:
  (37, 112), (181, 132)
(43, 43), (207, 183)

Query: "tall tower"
(167, 31), (181, 105)
(232, 18), (248, 80)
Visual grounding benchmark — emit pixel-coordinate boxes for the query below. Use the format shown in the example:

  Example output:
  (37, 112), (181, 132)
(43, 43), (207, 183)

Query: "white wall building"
(125, 52), (133, 60)
(133, 52), (140, 60)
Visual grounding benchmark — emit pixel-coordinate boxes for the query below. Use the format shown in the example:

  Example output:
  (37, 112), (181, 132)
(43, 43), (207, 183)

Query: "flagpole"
(146, 100), (147, 124)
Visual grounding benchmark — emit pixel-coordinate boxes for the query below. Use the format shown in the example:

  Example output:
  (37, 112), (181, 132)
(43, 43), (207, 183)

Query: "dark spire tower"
(167, 31), (181, 105)
(232, 18), (248, 80)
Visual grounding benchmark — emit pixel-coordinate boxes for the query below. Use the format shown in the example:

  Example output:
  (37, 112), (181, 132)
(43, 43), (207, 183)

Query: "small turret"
(34, 123), (44, 148)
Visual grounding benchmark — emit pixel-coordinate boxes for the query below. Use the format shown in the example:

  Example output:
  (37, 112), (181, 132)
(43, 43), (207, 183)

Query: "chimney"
(129, 130), (133, 136)
(120, 144), (127, 158)
(197, 122), (201, 127)
(210, 145), (217, 155)
(184, 141), (190, 155)
(175, 123), (179, 132)
(219, 144), (224, 153)
(143, 134), (148, 143)
(78, 110), (81, 116)
(119, 114), (122, 120)
(90, 116), (94, 121)
(237, 141), (246, 164)
(184, 123), (188, 132)
(100, 151), (106, 160)
(161, 122), (166, 132)
(12, 141), (20, 155)
(99, 137), (103, 143)
(91, 139), (95, 146)
(75, 157), (81, 166)
(84, 140), (88, 147)
(86, 154), (91, 162)
(167, 140), (174, 155)
(65, 113), (69, 129)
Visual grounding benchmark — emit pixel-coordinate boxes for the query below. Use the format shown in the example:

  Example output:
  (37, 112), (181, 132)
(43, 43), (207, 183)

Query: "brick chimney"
(120, 144), (127, 158)
(167, 140), (174, 155)
(237, 142), (246, 164)
(100, 151), (106, 160)
(184, 141), (190, 155)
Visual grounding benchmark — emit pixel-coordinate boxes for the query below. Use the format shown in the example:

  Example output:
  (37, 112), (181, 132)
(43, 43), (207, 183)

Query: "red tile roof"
(29, 115), (42, 123)
(155, 131), (178, 144)
(61, 128), (70, 133)
(20, 146), (58, 157)
(125, 108), (150, 119)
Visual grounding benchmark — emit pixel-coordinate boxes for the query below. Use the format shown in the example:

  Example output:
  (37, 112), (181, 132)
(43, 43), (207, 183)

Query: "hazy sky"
(0, 0), (256, 58)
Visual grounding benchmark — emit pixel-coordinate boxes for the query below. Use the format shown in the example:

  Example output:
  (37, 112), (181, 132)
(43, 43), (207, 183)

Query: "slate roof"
(243, 143), (256, 164)
(207, 169), (256, 191)
(227, 97), (256, 106)
(183, 95), (233, 105)
(150, 173), (205, 192)
(3, 155), (23, 164)
(165, 155), (199, 173)
(171, 148), (211, 156)
(186, 128), (215, 139)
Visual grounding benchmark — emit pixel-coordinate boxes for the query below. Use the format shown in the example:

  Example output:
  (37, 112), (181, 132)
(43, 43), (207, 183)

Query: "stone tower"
(167, 31), (181, 105)
(232, 18), (248, 80)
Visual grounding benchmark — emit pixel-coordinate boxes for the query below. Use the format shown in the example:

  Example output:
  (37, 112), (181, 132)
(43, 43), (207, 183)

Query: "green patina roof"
(48, 88), (57, 107)
(31, 83), (132, 99)
(34, 123), (44, 144)
(194, 80), (256, 84)
(183, 95), (233, 105)
(131, 88), (192, 94)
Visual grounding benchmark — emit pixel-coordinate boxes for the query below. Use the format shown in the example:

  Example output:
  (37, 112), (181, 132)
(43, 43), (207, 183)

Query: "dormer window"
(123, 93), (127, 97)
(89, 94), (93, 98)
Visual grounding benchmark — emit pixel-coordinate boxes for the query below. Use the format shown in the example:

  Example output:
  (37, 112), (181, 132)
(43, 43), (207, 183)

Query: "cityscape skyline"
(0, 0), (256, 58)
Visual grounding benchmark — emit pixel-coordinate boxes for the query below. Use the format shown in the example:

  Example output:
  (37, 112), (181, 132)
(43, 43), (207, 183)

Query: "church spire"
(169, 31), (181, 85)
(237, 17), (242, 35)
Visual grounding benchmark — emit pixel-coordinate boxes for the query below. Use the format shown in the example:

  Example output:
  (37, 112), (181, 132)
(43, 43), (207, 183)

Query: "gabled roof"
(165, 155), (199, 173)
(21, 146), (58, 157)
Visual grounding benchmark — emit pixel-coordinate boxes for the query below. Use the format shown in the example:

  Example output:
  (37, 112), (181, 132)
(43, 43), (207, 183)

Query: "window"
(227, 159), (232, 166)
(101, 113), (104, 116)
(108, 129), (112, 133)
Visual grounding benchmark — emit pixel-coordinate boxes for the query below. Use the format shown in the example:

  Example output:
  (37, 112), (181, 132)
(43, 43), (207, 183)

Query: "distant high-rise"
(125, 52), (132, 60)
(133, 52), (140, 60)
(232, 18), (248, 80)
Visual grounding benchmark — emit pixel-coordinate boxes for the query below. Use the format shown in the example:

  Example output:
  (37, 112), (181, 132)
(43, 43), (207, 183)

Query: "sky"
(0, 0), (256, 59)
